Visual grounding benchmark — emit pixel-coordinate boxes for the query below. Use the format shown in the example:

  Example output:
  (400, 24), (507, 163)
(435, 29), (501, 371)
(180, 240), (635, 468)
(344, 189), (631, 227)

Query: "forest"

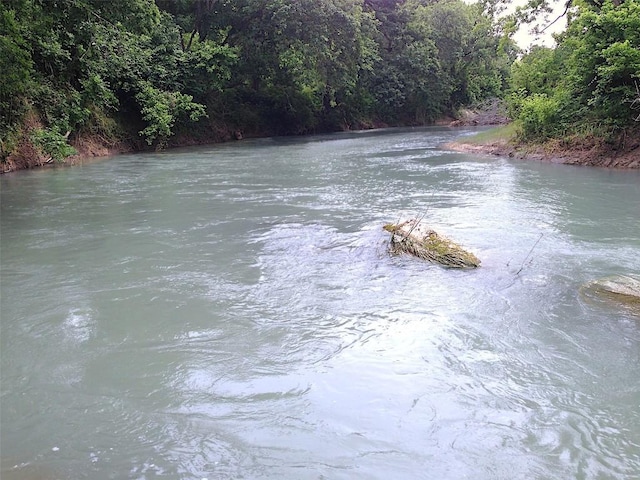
(1, 0), (638, 170)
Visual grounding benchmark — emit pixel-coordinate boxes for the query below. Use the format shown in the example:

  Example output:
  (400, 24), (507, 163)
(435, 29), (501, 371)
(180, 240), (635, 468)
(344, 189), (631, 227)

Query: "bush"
(31, 128), (77, 162)
(135, 82), (206, 147)
(517, 94), (560, 141)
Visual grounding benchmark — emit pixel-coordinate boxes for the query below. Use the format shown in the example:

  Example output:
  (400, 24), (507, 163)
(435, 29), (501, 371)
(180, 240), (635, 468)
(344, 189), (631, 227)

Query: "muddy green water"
(1, 127), (639, 479)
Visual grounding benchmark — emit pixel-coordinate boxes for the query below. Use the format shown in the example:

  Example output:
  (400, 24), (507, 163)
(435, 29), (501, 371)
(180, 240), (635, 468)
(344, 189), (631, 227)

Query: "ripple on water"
(2, 129), (640, 479)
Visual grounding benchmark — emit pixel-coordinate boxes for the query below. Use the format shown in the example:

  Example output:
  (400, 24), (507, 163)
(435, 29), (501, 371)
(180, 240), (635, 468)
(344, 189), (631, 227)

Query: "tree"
(198, 0), (379, 133)
(0, 5), (33, 138)
(507, 0), (640, 141)
(563, 0), (640, 126)
(359, 0), (513, 124)
(2, 0), (520, 166)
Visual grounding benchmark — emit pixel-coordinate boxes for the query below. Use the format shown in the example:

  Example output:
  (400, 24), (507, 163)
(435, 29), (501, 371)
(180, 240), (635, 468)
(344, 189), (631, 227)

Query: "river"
(1, 127), (639, 479)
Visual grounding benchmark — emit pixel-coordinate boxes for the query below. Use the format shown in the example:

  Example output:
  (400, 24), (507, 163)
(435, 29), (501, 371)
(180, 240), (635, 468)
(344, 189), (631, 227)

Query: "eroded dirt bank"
(4, 120), (639, 173)
(445, 132), (640, 169)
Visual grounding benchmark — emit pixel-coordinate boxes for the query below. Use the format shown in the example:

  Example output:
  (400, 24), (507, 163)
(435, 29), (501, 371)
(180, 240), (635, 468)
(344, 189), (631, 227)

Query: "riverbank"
(4, 121), (639, 173)
(0, 123), (243, 174)
(1, 139), (131, 174)
(444, 124), (640, 169)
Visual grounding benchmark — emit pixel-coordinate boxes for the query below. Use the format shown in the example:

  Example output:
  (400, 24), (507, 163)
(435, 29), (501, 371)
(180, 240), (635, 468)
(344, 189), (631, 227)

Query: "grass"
(460, 122), (518, 145)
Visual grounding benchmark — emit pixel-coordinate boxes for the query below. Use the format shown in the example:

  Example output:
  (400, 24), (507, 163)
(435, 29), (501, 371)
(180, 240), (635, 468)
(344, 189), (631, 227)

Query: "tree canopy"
(1, 0), (515, 165)
(507, 0), (640, 141)
(2, 0), (636, 168)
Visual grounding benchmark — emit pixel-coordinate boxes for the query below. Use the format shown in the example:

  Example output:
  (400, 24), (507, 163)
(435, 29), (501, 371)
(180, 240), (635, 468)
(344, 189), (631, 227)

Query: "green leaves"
(509, 46), (563, 97)
(0, 7), (33, 133)
(517, 93), (560, 140)
(2, 0), (518, 163)
(360, 0), (511, 124)
(508, 0), (640, 143)
(30, 128), (77, 162)
(180, 33), (238, 98)
(568, 0), (640, 125)
(136, 82), (206, 146)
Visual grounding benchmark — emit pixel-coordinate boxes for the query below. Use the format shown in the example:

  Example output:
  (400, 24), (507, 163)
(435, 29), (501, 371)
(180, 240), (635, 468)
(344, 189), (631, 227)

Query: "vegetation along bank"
(1, 0), (639, 172)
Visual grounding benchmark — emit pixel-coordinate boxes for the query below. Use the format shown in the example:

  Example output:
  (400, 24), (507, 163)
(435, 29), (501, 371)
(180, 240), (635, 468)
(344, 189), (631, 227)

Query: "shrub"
(517, 94), (560, 141)
(31, 128), (77, 162)
(135, 82), (206, 147)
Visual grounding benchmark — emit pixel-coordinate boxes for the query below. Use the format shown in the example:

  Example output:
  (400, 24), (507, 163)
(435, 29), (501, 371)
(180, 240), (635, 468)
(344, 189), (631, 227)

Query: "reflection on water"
(2, 127), (640, 479)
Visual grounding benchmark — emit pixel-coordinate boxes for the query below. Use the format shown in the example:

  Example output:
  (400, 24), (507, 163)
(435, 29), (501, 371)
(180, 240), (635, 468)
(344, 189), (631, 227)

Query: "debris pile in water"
(383, 218), (480, 268)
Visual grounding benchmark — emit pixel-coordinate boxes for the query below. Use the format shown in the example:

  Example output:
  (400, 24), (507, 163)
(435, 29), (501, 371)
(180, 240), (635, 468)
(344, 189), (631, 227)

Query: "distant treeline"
(1, 0), (515, 165)
(1, 0), (638, 169)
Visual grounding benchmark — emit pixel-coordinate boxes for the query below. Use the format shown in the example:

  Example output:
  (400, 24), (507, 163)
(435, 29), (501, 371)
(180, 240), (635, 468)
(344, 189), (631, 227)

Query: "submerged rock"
(383, 218), (480, 268)
(581, 274), (640, 314)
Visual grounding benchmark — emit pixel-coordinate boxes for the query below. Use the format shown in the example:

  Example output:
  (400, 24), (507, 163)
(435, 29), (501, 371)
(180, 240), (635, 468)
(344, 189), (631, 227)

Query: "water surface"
(2, 127), (639, 479)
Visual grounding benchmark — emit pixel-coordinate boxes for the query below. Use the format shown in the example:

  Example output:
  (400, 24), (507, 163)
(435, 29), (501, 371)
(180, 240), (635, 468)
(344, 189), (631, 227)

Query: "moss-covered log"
(383, 219), (480, 268)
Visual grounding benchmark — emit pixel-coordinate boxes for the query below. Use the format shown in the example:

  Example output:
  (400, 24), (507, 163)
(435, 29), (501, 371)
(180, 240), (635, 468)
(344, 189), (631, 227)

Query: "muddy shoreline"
(4, 124), (639, 174)
(444, 135), (640, 169)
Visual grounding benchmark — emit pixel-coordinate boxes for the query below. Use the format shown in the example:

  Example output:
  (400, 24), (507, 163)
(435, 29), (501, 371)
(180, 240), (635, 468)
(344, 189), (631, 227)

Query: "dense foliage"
(507, 0), (640, 142)
(3, 0), (636, 168)
(1, 0), (514, 166)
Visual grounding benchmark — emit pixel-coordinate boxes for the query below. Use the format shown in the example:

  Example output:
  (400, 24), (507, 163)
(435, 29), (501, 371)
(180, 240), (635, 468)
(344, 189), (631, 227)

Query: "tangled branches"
(384, 219), (480, 269)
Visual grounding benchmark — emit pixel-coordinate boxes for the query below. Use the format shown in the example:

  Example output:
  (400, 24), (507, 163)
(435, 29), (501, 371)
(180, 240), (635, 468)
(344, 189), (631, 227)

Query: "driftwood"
(383, 218), (480, 268)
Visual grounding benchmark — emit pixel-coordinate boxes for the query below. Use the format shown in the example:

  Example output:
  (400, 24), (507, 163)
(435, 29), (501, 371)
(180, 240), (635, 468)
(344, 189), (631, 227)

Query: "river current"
(1, 127), (639, 479)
